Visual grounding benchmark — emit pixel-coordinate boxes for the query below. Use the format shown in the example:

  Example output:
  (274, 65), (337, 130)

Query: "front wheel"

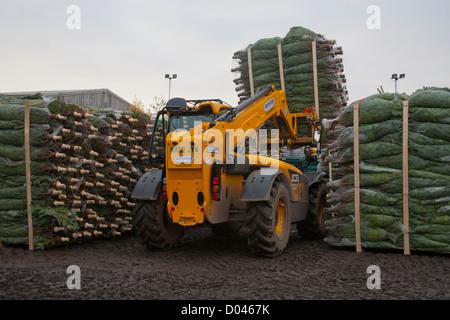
(246, 181), (291, 257)
(297, 182), (329, 240)
(134, 193), (184, 250)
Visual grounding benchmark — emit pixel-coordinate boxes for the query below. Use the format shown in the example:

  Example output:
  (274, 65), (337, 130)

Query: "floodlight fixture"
(391, 73), (405, 95)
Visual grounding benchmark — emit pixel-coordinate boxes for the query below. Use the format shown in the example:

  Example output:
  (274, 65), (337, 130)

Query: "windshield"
(169, 113), (215, 132)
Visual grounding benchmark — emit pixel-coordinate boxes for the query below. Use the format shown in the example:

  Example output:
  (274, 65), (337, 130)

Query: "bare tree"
(129, 95), (166, 116)
(148, 96), (166, 115)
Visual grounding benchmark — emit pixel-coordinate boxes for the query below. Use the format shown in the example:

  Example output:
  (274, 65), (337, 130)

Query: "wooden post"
(402, 100), (411, 255)
(353, 102), (362, 252)
(328, 156), (334, 210)
(247, 47), (255, 96)
(277, 44), (286, 92)
(328, 153), (333, 182)
(312, 41), (320, 118)
(24, 100), (35, 251)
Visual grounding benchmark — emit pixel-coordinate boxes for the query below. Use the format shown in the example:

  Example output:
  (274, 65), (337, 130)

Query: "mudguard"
(131, 169), (163, 201)
(240, 169), (290, 202)
(303, 171), (328, 188)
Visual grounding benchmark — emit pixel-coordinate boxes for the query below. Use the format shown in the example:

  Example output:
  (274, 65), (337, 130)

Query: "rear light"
(162, 177), (167, 197)
(211, 164), (221, 201)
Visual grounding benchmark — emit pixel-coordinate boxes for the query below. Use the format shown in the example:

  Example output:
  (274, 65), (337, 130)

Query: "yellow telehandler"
(131, 86), (329, 257)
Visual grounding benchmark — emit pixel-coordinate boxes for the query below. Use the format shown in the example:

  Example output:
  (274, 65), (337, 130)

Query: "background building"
(0, 88), (131, 111)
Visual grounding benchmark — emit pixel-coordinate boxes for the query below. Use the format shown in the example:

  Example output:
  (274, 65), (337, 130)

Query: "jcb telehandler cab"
(132, 86), (329, 257)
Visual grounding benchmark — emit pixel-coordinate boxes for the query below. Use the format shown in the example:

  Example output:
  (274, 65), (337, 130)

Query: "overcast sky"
(0, 0), (449, 113)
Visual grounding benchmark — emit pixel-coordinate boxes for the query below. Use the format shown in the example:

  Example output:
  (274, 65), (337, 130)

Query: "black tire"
(297, 182), (329, 240)
(133, 193), (184, 250)
(246, 181), (291, 257)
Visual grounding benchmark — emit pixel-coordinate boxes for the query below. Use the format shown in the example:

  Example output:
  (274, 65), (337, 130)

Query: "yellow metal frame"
(163, 87), (320, 226)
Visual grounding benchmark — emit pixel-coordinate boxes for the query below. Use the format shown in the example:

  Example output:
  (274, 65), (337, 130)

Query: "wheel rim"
(275, 199), (286, 237)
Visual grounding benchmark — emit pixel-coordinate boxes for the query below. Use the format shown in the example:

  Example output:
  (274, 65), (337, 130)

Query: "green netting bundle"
(251, 37), (282, 50)
(281, 41), (316, 55)
(324, 87), (450, 252)
(409, 87), (450, 109)
(0, 104), (50, 124)
(282, 26), (323, 43)
(409, 122), (450, 141)
(328, 120), (402, 149)
(0, 144), (53, 161)
(0, 157), (47, 175)
(47, 100), (83, 115)
(335, 94), (405, 127)
(0, 128), (51, 146)
(409, 107), (450, 124)
(283, 51), (333, 68)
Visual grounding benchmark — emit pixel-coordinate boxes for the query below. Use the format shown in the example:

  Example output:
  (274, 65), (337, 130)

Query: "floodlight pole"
(165, 74), (177, 100)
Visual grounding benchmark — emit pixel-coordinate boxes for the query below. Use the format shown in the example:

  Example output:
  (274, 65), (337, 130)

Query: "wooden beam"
(328, 161), (333, 182)
(402, 100), (411, 255)
(353, 102), (362, 252)
(24, 100), (34, 251)
(328, 155), (334, 210)
(277, 44), (286, 92)
(312, 41), (320, 118)
(247, 47), (255, 96)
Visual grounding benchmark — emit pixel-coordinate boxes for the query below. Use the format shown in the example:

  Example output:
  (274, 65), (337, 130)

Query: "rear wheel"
(246, 181), (291, 257)
(297, 182), (329, 240)
(134, 193), (184, 250)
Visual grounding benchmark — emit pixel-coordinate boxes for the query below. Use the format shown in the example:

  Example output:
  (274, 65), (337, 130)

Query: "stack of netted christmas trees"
(232, 26), (348, 120)
(323, 87), (450, 252)
(0, 95), (154, 249)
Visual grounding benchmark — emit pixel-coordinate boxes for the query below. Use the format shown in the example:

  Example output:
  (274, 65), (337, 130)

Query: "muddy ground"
(0, 225), (448, 302)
